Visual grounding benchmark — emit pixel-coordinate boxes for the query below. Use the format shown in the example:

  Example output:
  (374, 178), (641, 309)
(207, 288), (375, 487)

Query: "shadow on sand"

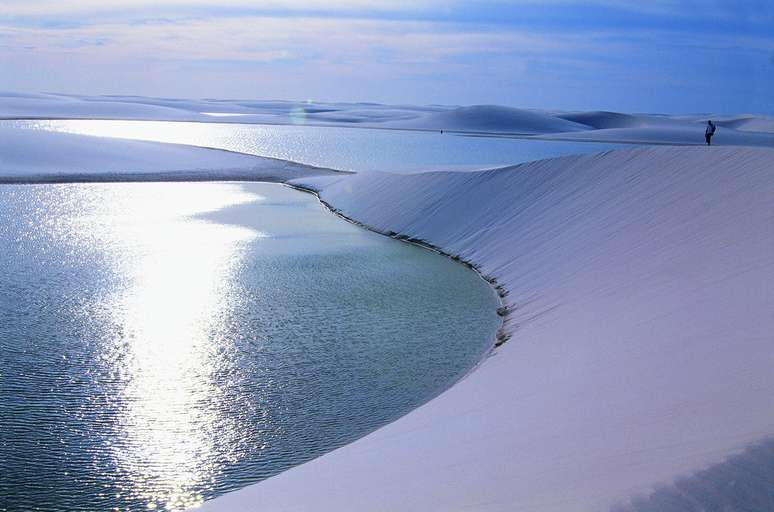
(613, 437), (774, 512)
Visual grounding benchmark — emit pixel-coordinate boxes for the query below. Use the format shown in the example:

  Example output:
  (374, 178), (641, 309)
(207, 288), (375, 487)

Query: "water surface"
(0, 182), (500, 511)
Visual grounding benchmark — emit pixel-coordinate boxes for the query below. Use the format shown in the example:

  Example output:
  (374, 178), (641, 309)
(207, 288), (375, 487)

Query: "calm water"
(17, 119), (625, 173)
(0, 182), (500, 511)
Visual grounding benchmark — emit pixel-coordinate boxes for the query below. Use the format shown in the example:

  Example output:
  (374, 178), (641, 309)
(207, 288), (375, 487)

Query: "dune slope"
(392, 104), (589, 133)
(197, 146), (774, 512)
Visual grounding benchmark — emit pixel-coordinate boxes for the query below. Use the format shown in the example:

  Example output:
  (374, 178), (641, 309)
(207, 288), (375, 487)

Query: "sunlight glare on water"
(4, 183), (264, 510)
(97, 186), (258, 510)
(18, 119), (625, 173)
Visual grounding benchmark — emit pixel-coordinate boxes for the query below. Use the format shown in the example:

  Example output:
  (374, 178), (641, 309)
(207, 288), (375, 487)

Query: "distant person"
(705, 120), (716, 145)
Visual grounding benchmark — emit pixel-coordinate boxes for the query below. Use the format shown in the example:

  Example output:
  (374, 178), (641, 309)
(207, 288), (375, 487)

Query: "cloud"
(0, 1), (771, 112)
(0, 16), (589, 64)
(0, 13), (615, 102)
(0, 0), (442, 18)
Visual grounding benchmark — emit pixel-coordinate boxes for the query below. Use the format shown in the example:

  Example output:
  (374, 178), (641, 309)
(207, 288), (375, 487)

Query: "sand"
(197, 146), (774, 512)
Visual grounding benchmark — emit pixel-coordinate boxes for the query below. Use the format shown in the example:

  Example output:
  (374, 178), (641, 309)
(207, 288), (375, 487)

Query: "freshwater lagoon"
(16, 119), (626, 173)
(1, 181), (500, 511)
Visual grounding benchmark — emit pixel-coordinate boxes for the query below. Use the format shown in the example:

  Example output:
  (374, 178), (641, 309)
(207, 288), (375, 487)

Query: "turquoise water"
(19, 119), (625, 173)
(0, 182), (500, 511)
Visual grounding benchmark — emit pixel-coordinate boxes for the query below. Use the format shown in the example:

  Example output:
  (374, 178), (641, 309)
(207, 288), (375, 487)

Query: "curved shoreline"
(0, 163), (506, 508)
(286, 182), (511, 349)
(1, 178), (502, 511)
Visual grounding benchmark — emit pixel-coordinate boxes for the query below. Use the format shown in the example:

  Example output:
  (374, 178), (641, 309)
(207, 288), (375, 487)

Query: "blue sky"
(1, 1), (773, 113)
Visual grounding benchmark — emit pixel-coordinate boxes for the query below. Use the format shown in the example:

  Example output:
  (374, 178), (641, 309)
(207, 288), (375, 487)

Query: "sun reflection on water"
(62, 183), (261, 510)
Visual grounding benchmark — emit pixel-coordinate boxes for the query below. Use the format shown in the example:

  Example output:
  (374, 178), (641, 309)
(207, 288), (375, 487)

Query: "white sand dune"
(3, 93), (773, 148)
(196, 146), (774, 512)
(390, 104), (589, 133)
(540, 125), (774, 147)
(548, 112), (774, 146)
(556, 111), (686, 129)
(715, 116), (774, 133)
(0, 125), (341, 182)
(0, 93), (203, 121)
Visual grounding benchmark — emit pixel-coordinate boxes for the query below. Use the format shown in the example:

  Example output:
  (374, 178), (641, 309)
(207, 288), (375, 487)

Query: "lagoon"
(17, 119), (625, 173)
(0, 181), (499, 511)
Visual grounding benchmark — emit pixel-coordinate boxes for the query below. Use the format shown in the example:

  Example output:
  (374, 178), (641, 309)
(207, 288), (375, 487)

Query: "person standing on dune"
(705, 120), (716, 145)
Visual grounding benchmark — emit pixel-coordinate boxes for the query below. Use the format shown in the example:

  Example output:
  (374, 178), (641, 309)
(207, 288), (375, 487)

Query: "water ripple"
(0, 182), (499, 511)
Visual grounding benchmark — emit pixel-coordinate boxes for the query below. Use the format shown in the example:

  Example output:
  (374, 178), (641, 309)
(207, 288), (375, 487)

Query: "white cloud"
(0, 16), (586, 63)
(1, 1), (769, 110)
(0, 0), (443, 17)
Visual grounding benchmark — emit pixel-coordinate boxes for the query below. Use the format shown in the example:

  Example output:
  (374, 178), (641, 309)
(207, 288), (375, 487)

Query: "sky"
(1, 0), (773, 114)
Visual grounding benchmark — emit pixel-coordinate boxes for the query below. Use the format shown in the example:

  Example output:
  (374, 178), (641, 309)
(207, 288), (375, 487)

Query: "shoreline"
(0, 172), (507, 350)
(4, 113), (772, 148)
(286, 182), (510, 352)
(0, 170), (507, 433)
(0, 115), (720, 147)
(1, 177), (502, 512)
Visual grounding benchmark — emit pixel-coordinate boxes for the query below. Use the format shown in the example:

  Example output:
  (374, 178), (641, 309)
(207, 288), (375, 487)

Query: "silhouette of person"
(705, 120), (716, 145)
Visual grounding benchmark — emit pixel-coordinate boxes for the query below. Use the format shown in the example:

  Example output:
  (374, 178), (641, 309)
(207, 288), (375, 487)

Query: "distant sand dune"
(4, 93), (771, 147)
(388, 105), (589, 134)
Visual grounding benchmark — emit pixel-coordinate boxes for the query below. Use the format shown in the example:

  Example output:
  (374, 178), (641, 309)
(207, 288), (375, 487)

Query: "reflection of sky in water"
(19, 119), (625, 173)
(1, 182), (499, 511)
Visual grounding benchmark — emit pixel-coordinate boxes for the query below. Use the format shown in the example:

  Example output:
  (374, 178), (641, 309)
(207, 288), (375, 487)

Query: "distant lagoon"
(14, 119), (625, 174)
